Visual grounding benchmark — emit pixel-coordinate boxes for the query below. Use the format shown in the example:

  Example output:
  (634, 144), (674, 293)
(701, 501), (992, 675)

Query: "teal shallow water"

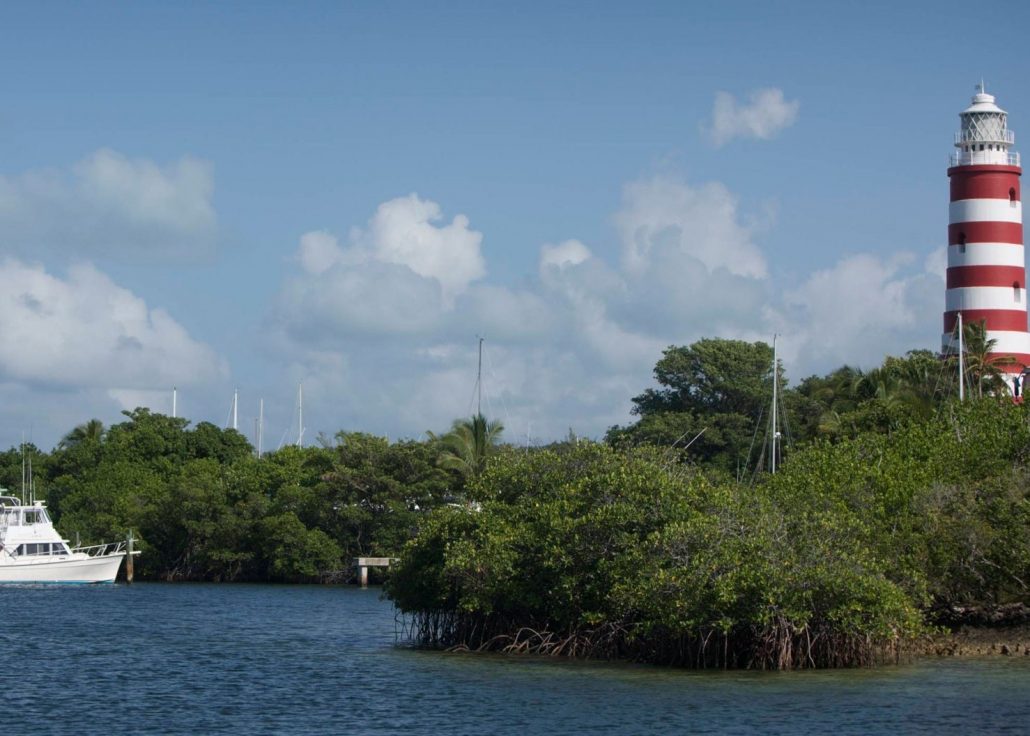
(0, 583), (1026, 734)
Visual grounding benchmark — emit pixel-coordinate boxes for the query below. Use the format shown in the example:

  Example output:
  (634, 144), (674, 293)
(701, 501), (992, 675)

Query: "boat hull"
(0, 553), (126, 584)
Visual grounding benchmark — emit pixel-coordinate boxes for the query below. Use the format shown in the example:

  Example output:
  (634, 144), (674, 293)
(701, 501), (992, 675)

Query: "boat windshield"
(22, 508), (49, 525)
(14, 542), (68, 556)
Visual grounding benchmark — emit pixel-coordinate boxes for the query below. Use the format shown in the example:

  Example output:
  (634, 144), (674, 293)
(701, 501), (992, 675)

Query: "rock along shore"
(910, 604), (1030, 658)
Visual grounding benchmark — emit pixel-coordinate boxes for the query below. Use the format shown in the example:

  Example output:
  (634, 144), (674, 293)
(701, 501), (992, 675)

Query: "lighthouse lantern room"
(943, 83), (1030, 394)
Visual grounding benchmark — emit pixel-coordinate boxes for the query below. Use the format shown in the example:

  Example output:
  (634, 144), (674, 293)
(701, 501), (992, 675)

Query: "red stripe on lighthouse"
(950, 170), (1022, 202)
(943, 309), (1030, 333)
(948, 221), (1023, 244)
(987, 352), (1030, 371)
(946, 265), (1026, 288)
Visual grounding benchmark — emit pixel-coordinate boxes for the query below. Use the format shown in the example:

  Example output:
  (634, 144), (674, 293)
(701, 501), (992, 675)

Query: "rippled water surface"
(1, 584), (1027, 734)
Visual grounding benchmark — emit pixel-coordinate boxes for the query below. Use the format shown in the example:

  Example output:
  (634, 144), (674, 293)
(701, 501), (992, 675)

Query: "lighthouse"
(943, 84), (1030, 393)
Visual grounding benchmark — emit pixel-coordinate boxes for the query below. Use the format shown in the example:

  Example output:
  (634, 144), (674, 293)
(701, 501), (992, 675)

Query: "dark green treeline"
(0, 410), (465, 582)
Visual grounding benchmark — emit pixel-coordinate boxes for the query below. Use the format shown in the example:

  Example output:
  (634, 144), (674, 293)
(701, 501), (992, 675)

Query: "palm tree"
(429, 413), (504, 477)
(58, 419), (106, 449)
(960, 320), (1014, 398)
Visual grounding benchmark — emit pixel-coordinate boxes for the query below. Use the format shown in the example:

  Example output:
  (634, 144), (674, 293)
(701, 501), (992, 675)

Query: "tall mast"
(258, 398), (264, 459)
(297, 383), (304, 448)
(770, 335), (778, 475)
(477, 336), (483, 418)
(958, 312), (965, 401)
(232, 388), (239, 431)
(172, 386), (177, 419)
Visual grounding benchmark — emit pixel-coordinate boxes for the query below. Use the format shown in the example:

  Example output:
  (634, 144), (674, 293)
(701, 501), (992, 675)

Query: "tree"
(630, 339), (774, 417)
(960, 320), (1014, 398)
(58, 419), (106, 449)
(429, 414), (504, 478)
(607, 339), (775, 472)
(312, 432), (451, 557)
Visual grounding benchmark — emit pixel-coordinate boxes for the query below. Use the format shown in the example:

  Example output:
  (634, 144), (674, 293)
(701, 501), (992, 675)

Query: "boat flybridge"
(0, 496), (133, 584)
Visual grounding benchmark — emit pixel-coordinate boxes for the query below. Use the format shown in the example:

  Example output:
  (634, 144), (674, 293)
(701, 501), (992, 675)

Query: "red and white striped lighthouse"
(943, 84), (1030, 392)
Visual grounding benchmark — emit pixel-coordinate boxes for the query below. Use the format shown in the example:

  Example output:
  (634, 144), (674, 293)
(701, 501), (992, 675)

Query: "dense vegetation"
(6, 329), (1028, 668)
(387, 332), (1030, 668)
(1, 410), (465, 582)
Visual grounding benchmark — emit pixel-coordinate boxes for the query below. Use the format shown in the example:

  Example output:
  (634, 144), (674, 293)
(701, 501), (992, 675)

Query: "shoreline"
(910, 624), (1030, 658)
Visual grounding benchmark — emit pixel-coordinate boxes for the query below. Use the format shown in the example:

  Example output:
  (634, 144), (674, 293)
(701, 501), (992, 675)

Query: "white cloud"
(780, 253), (942, 373)
(706, 88), (800, 147)
(276, 194), (488, 342)
(356, 194), (485, 303)
(0, 258), (226, 390)
(297, 230), (343, 275)
(615, 175), (768, 279)
(270, 180), (768, 442)
(540, 239), (592, 274)
(269, 179), (947, 448)
(924, 246), (948, 280)
(0, 149), (216, 260)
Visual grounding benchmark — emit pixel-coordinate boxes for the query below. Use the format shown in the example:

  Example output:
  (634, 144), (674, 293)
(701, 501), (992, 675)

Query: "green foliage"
(428, 413), (505, 480)
(607, 339), (776, 472)
(19, 410), (452, 583)
(260, 512), (342, 582)
(388, 442), (927, 668)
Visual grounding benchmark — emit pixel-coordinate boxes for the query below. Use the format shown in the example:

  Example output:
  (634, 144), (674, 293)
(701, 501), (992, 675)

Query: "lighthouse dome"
(963, 91), (1006, 115)
(953, 83), (1016, 165)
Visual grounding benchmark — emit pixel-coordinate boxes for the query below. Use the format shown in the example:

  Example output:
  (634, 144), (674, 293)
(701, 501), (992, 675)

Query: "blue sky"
(0, 0), (1027, 450)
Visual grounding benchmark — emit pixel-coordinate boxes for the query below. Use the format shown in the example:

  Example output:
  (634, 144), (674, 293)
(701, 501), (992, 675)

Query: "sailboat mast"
(957, 312), (965, 401)
(172, 386), (177, 419)
(297, 383), (304, 448)
(232, 388), (239, 431)
(477, 337), (483, 418)
(770, 335), (778, 475)
(258, 398), (264, 459)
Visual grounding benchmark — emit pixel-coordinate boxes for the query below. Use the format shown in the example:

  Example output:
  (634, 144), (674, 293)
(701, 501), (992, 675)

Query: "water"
(0, 584), (1026, 735)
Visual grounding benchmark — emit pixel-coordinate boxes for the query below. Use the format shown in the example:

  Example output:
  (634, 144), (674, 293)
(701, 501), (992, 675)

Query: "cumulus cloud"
(616, 175), (767, 279)
(276, 194), (486, 342)
(358, 195), (485, 301)
(540, 239), (592, 273)
(780, 253), (943, 373)
(271, 178), (771, 442)
(706, 88), (799, 147)
(0, 149), (216, 260)
(269, 178), (946, 447)
(0, 258), (226, 390)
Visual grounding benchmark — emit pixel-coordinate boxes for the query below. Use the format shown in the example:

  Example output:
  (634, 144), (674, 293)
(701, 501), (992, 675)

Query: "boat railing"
(72, 541), (127, 558)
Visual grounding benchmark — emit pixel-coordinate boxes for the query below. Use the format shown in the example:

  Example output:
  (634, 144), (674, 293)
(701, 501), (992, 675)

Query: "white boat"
(0, 496), (131, 584)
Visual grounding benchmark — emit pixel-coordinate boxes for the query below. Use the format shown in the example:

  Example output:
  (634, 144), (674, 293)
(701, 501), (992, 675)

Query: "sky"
(1, 0), (1028, 451)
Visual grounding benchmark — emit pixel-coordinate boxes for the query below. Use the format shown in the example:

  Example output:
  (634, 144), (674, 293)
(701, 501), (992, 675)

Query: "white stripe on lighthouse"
(949, 198), (1022, 224)
(948, 243), (1026, 268)
(945, 286), (1027, 311)
(982, 330), (1030, 354)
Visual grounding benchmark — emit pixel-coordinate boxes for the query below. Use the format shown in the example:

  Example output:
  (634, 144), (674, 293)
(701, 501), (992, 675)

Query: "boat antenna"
(20, 432), (26, 504)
